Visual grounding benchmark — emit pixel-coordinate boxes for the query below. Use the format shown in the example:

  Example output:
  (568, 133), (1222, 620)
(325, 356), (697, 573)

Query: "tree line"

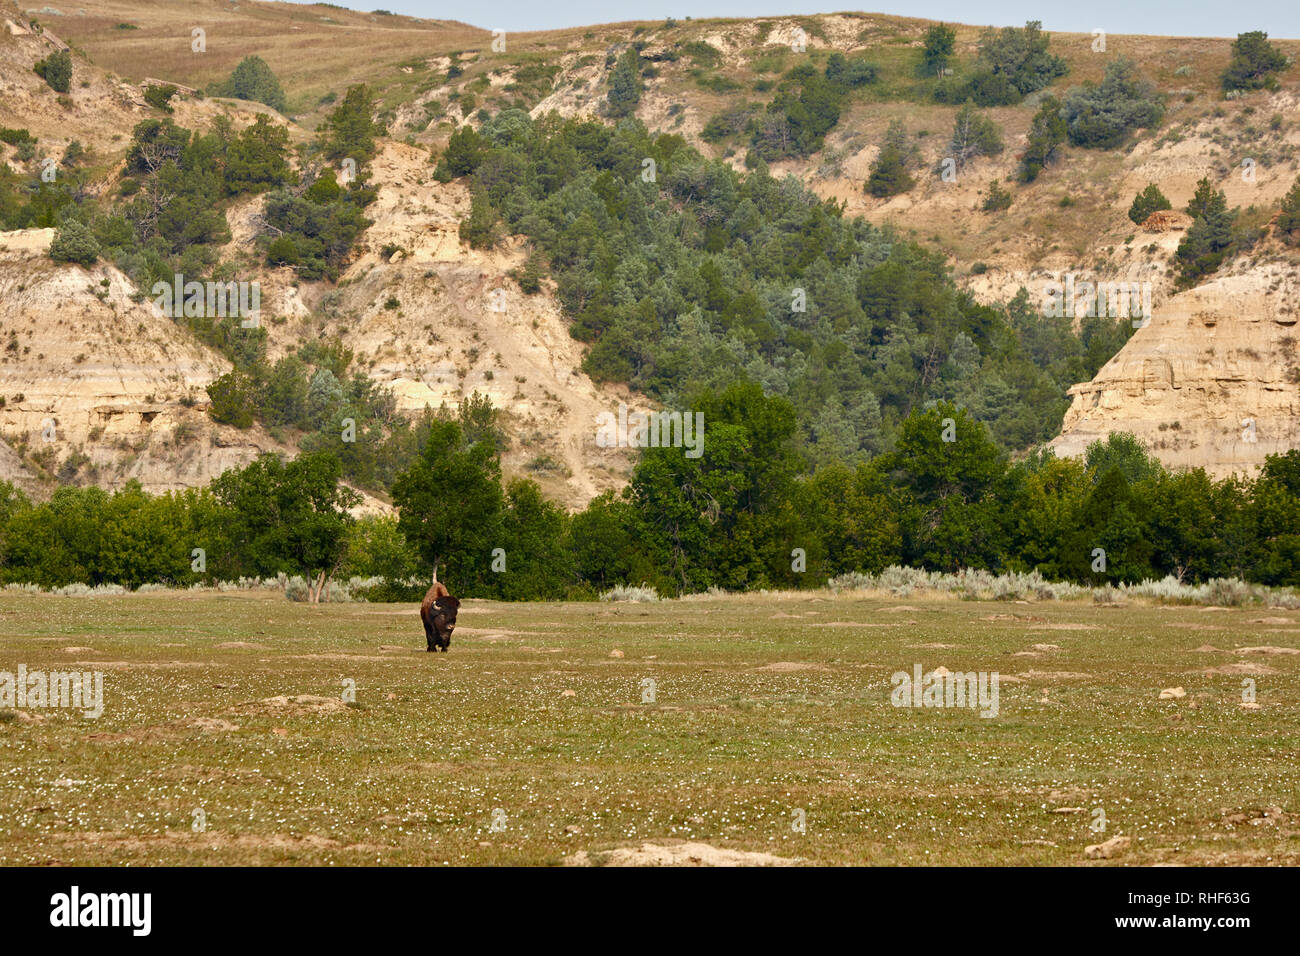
(3, 385), (1297, 598)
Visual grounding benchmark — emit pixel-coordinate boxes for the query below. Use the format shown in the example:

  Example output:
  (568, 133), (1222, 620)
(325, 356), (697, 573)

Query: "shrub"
(0, 127), (34, 146)
(34, 51), (72, 93)
(981, 180), (1012, 212)
(600, 584), (659, 602)
(49, 220), (100, 265)
(143, 83), (178, 112)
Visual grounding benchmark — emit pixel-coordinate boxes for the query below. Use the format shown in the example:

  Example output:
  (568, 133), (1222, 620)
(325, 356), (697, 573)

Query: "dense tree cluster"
(1061, 58), (1164, 149)
(6, 390), (1299, 599)
(447, 110), (1131, 462)
(935, 21), (1067, 106)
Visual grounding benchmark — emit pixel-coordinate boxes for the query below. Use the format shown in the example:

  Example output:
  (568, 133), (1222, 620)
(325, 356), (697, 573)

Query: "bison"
(420, 581), (461, 652)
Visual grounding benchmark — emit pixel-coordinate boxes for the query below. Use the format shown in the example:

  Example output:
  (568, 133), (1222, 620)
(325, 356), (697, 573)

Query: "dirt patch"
(810, 621), (903, 628)
(564, 841), (800, 867)
(1015, 670), (1093, 680)
(1028, 623), (1098, 631)
(1233, 646), (1300, 656)
(755, 662), (831, 673)
(1194, 662), (1279, 676)
(241, 695), (350, 715)
(909, 642), (955, 649)
(215, 642), (264, 649)
(1249, 617), (1294, 625)
(1220, 807), (1295, 829)
(878, 605), (921, 613)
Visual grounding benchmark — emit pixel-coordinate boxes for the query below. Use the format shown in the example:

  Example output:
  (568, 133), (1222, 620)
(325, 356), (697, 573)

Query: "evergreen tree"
(320, 85), (384, 163)
(1277, 176), (1300, 245)
(606, 48), (643, 118)
(865, 120), (915, 198)
(213, 56), (288, 113)
(1018, 96), (1066, 182)
(1128, 183), (1171, 225)
(1221, 31), (1289, 92)
(49, 219), (100, 266)
(33, 50), (71, 93)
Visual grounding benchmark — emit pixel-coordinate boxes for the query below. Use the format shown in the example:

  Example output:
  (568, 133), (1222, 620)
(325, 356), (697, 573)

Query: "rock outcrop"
(1052, 265), (1300, 477)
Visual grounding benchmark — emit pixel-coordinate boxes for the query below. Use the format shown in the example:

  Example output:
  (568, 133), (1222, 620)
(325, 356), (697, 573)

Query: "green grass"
(0, 589), (1296, 866)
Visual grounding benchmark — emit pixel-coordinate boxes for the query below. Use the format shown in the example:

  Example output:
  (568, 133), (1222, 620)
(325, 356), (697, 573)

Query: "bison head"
(431, 594), (460, 646)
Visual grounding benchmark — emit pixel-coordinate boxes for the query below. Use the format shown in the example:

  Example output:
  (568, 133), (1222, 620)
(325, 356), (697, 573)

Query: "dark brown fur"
(420, 581), (460, 652)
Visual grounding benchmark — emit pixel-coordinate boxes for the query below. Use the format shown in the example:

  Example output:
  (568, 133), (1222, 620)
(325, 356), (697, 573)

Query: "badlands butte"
(1, 0), (1299, 510)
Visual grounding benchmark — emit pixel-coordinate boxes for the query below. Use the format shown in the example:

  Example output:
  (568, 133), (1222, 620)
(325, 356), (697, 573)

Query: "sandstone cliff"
(1051, 265), (1300, 476)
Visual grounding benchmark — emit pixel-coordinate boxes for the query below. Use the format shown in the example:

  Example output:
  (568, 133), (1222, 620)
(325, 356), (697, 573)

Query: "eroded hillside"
(3, 0), (1299, 493)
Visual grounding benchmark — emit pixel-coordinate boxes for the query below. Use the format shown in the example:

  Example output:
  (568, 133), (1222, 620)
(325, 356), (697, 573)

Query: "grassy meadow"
(0, 588), (1297, 866)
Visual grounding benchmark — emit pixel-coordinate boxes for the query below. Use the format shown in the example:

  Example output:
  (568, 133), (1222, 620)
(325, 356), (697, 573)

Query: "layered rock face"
(0, 229), (281, 493)
(1051, 266), (1300, 477)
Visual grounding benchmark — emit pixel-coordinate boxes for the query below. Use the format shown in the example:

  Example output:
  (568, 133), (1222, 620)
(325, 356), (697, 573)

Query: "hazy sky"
(336, 1), (1300, 37)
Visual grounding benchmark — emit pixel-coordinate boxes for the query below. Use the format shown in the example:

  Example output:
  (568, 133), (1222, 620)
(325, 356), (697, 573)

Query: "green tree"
(223, 115), (291, 194)
(33, 50), (71, 93)
(607, 48), (643, 118)
(143, 84), (178, 112)
(977, 20), (1067, 97)
(1018, 96), (1066, 182)
(1175, 179), (1235, 285)
(1128, 183), (1171, 225)
(434, 125), (486, 182)
(1062, 57), (1164, 149)
(391, 419), (505, 590)
(213, 55), (288, 112)
(1221, 31), (1288, 92)
(496, 479), (574, 599)
(627, 381), (803, 593)
(921, 23), (957, 76)
(49, 219), (100, 266)
(211, 452), (359, 601)
(320, 85), (384, 163)
(883, 402), (1008, 571)
(1277, 175), (1300, 245)
(947, 104), (1003, 171)
(865, 120), (914, 198)
(459, 189), (499, 249)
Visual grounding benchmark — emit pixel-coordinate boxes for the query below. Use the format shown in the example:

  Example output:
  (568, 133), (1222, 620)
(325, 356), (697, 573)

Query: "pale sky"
(326, 1), (1299, 37)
